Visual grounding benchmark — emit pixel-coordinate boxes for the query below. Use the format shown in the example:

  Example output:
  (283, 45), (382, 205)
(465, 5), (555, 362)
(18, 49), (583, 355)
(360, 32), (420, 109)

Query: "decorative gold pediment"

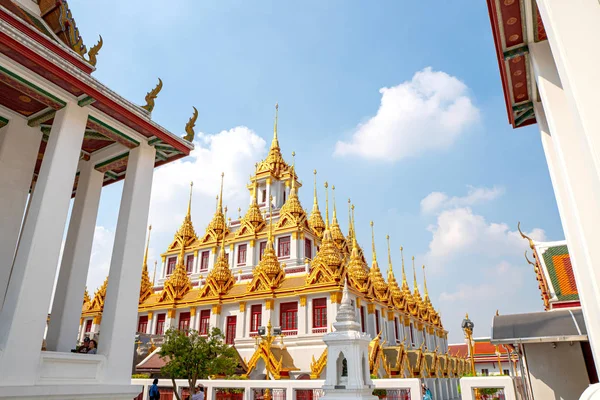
(90, 276), (108, 311)
(159, 244), (192, 303)
(310, 348), (328, 379)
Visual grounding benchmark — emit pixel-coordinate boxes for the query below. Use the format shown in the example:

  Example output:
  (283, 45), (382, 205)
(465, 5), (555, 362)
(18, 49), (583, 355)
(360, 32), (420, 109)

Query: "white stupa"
(320, 279), (378, 400)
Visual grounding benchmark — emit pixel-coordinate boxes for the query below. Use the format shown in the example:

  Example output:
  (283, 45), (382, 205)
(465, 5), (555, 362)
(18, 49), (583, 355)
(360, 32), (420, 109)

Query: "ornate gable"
(277, 167), (308, 230)
(308, 170), (325, 239)
(329, 186), (349, 255)
(386, 236), (404, 309)
(369, 222), (389, 303)
(198, 237), (235, 299)
(200, 174), (228, 245)
(83, 286), (91, 305)
(236, 179), (265, 238)
(90, 276), (108, 311)
(159, 244), (192, 302)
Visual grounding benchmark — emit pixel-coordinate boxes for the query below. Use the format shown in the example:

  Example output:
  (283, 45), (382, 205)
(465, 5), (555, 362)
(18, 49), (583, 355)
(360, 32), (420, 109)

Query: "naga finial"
(183, 106), (198, 142)
(524, 250), (536, 266)
(85, 35), (103, 66)
(517, 221), (535, 250)
(142, 78), (163, 112)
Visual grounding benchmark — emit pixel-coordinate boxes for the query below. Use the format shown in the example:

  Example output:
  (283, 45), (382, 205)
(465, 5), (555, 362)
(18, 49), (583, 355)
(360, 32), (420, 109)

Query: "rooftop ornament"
(461, 313), (476, 375)
(142, 78), (163, 112)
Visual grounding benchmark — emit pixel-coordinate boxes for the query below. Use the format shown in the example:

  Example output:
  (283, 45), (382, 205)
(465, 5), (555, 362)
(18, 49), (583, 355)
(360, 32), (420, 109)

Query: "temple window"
(225, 316), (237, 345)
(409, 323), (415, 346)
(261, 189), (267, 203)
(360, 306), (366, 333)
(199, 310), (210, 335)
(166, 257), (176, 275)
(137, 315), (148, 333)
(280, 301), (298, 332)
(156, 313), (166, 335)
(178, 312), (191, 334)
(304, 238), (312, 260)
(312, 298), (327, 329)
(375, 309), (381, 335)
(278, 236), (291, 258)
(422, 328), (427, 348)
(394, 317), (400, 342)
(237, 244), (247, 265)
(259, 241), (267, 260)
(84, 319), (92, 333)
(186, 254), (194, 273)
(200, 251), (209, 271)
(282, 189), (286, 203)
(250, 304), (262, 333)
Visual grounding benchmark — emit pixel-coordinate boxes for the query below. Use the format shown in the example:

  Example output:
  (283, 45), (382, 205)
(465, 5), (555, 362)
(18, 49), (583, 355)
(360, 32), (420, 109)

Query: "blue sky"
(69, 0), (563, 342)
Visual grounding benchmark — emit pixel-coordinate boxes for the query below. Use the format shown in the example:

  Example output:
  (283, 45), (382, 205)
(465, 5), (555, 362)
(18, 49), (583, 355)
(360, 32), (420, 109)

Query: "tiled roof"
(540, 244), (578, 302)
(448, 344), (467, 358)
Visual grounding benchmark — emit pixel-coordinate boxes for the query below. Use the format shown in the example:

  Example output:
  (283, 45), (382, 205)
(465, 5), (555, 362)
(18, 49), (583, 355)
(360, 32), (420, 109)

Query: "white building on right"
(485, 1), (600, 398)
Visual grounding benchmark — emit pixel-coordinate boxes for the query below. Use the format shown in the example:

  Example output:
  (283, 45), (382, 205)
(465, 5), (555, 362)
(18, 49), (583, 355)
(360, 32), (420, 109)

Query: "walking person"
(191, 385), (204, 400)
(149, 379), (160, 400)
(422, 382), (433, 400)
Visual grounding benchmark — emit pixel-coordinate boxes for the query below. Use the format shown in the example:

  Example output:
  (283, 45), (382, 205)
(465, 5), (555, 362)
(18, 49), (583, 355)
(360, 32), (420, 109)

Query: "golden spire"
(309, 170), (325, 238)
(412, 256), (418, 291)
(176, 182), (197, 240)
(329, 185), (346, 247)
(422, 265), (430, 302)
(140, 225), (156, 303)
(187, 181), (193, 217)
(324, 181), (330, 230)
(332, 185), (338, 223)
(370, 221), (377, 262)
(271, 103), (280, 150)
(386, 235), (402, 301)
(152, 260), (157, 285)
(386, 234), (392, 271)
(347, 199), (353, 239)
(218, 172), (224, 213)
(83, 287), (91, 305)
(400, 246), (409, 290)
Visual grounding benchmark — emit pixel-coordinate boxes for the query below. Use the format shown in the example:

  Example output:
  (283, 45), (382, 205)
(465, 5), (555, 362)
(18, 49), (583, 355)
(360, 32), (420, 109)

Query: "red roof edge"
(486, 0), (515, 128)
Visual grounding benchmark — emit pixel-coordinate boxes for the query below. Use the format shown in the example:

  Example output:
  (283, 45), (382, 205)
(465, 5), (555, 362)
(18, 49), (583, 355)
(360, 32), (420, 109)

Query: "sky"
(66, 0), (564, 343)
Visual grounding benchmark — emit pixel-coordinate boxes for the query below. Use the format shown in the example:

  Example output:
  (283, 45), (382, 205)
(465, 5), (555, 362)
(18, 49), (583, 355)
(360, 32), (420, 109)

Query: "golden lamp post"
(495, 345), (504, 375)
(461, 313), (476, 375)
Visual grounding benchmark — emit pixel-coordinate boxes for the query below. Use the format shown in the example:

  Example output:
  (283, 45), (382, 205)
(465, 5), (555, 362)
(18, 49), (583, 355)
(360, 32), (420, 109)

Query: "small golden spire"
(324, 181), (330, 230)
(332, 185), (338, 222)
(215, 195), (219, 211)
(271, 103), (279, 150)
(422, 265), (429, 298)
(351, 204), (356, 234)
(187, 182), (193, 218)
(143, 224), (152, 269)
(347, 199), (353, 238)
(400, 246), (408, 287)
(370, 221), (377, 262)
(386, 235), (392, 273)
(313, 170), (319, 208)
(217, 172), (225, 212)
(412, 256), (418, 291)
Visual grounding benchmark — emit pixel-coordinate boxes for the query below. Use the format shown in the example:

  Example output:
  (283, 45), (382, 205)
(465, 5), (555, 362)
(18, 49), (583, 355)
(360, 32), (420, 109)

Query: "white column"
(530, 40), (600, 367)
(0, 104), (88, 384)
(298, 298), (307, 335)
(98, 142), (156, 384)
(46, 160), (104, 352)
(0, 118), (42, 310)
(536, 0), (600, 177)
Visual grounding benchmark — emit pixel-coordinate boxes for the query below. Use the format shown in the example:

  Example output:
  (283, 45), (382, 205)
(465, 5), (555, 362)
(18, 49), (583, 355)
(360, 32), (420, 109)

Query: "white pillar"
(98, 142), (156, 384)
(0, 118), (42, 310)
(0, 104), (88, 384)
(46, 160), (104, 352)
(530, 40), (600, 367)
(298, 298), (307, 335)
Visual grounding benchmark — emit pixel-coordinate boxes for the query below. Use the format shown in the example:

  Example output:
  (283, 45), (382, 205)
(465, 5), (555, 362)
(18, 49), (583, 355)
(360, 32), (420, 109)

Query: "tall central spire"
(370, 221), (377, 263)
(422, 265), (430, 301)
(313, 170), (319, 208)
(271, 102), (279, 150)
(217, 172), (224, 213)
(400, 246), (409, 290)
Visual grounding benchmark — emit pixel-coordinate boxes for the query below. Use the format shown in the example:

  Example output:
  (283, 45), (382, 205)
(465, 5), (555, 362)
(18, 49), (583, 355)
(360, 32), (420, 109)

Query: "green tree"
(159, 327), (238, 400)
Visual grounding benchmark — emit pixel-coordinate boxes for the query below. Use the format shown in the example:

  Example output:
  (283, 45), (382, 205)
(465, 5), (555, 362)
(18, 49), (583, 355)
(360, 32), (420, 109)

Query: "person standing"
(191, 385), (204, 400)
(149, 379), (160, 400)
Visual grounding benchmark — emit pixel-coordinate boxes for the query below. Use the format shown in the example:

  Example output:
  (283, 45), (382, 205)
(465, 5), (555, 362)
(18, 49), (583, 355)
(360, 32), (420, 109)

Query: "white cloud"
(425, 207), (546, 268)
(420, 185), (505, 214)
(149, 126), (266, 236)
(86, 226), (116, 292)
(439, 261), (524, 302)
(334, 67), (480, 162)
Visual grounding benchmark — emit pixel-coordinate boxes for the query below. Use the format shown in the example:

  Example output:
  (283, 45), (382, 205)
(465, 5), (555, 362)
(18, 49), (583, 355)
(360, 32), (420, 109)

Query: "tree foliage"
(159, 327), (238, 400)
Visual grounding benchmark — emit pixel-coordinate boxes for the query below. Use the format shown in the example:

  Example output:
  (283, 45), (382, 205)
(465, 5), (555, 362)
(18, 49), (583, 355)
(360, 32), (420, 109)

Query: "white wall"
(524, 342), (589, 400)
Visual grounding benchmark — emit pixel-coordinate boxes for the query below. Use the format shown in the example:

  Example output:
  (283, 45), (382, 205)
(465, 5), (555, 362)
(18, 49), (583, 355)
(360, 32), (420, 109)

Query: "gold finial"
(152, 260), (157, 285)
(386, 235), (393, 272)
(143, 224), (152, 269)
(142, 78), (163, 112)
(85, 35), (103, 66)
(271, 103), (279, 149)
(465, 312), (469, 319)
(183, 106), (198, 142)
(517, 221), (535, 250)
(324, 181), (330, 229)
(400, 246), (408, 286)
(370, 221), (377, 261)
(313, 170), (319, 208)
(215, 195), (219, 211)
(332, 185), (338, 222)
(422, 265), (429, 297)
(217, 172), (225, 212)
(186, 181), (193, 218)
(412, 256), (418, 290)
(496, 309), (500, 316)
